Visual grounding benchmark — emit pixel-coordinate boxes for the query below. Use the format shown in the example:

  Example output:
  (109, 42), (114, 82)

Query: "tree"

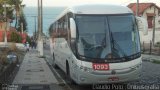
(11, 0), (27, 32)
(0, 0), (15, 22)
(0, 0), (27, 32)
(17, 9), (27, 32)
(10, 0), (21, 29)
(10, 32), (22, 43)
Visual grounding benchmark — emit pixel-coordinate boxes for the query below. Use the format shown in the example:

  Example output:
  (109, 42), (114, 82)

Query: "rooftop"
(128, 3), (160, 16)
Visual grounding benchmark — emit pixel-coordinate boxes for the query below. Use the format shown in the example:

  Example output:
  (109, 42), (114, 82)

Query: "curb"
(44, 57), (72, 90)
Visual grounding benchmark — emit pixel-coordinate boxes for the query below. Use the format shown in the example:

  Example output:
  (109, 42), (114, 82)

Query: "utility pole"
(4, 1), (7, 46)
(37, 0), (43, 56)
(34, 16), (37, 40)
(136, 0), (139, 16)
(37, 0), (40, 51)
(152, 6), (156, 45)
(31, 16), (37, 40)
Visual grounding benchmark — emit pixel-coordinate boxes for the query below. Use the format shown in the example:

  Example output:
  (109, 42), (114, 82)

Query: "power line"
(25, 14), (59, 16)
(25, 16), (56, 20)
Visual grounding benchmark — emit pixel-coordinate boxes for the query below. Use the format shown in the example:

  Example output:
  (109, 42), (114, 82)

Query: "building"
(128, 3), (160, 29)
(128, 3), (160, 44)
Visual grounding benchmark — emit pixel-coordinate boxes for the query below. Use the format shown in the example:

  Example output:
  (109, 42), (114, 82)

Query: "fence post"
(150, 40), (152, 55)
(159, 46), (160, 55)
(142, 41), (145, 53)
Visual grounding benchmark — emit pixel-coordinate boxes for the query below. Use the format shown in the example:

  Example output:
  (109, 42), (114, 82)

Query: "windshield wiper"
(87, 44), (105, 50)
(110, 32), (127, 59)
(81, 35), (106, 50)
(81, 38), (93, 49)
(127, 52), (141, 60)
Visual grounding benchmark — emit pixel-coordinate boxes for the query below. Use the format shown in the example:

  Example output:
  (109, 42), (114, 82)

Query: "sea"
(11, 7), (65, 36)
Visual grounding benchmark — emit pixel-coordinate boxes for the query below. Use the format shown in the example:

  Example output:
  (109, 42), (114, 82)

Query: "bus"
(49, 4), (147, 84)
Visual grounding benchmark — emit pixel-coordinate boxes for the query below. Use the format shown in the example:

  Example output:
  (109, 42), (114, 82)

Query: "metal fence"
(141, 41), (160, 55)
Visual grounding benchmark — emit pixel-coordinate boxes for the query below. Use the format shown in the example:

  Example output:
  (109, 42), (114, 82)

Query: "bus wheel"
(66, 61), (77, 85)
(53, 54), (58, 69)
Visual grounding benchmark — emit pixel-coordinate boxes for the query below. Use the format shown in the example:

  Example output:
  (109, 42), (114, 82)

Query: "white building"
(128, 3), (160, 44)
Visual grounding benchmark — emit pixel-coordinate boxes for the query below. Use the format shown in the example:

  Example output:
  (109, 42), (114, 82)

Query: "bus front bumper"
(75, 64), (142, 85)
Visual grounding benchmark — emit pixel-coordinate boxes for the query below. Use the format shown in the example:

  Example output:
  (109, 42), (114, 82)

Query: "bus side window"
(57, 21), (60, 37)
(64, 15), (68, 40)
(58, 15), (68, 40)
(52, 24), (56, 42)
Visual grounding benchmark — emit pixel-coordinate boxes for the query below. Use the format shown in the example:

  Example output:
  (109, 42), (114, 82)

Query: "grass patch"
(38, 56), (46, 58)
(151, 59), (160, 64)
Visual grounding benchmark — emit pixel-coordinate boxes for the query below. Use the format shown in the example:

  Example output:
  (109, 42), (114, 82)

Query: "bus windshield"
(76, 14), (141, 62)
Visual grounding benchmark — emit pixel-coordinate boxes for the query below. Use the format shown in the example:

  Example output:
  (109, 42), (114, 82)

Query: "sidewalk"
(142, 54), (160, 61)
(13, 49), (58, 85)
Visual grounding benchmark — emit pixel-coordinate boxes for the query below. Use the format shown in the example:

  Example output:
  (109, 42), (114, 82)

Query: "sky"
(22, 0), (160, 7)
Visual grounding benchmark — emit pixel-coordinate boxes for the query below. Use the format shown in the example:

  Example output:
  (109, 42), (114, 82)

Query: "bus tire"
(53, 54), (58, 69)
(66, 61), (75, 84)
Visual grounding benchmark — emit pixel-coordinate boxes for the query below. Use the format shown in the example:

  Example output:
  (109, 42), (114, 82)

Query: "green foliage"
(0, 0), (15, 21)
(39, 56), (46, 58)
(10, 32), (22, 43)
(17, 12), (27, 32)
(152, 59), (160, 64)
(0, 45), (19, 66)
(12, 0), (28, 32)
(0, 0), (27, 32)
(0, 47), (10, 65)
(26, 35), (31, 44)
(0, 54), (9, 65)
(6, 8), (14, 20)
(0, 5), (3, 15)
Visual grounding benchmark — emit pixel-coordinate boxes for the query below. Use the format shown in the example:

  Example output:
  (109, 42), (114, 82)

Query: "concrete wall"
(142, 6), (160, 29)
(139, 28), (160, 43)
(140, 6), (160, 44)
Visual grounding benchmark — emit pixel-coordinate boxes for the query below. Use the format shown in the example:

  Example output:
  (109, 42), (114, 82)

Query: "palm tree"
(17, 8), (27, 32)
(0, 0), (14, 22)
(0, 0), (4, 4)
(11, 0), (21, 29)
(0, 0), (27, 33)
(10, 0), (27, 32)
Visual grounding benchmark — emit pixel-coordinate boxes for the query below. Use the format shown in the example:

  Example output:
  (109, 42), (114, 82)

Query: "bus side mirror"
(70, 18), (76, 39)
(136, 17), (148, 35)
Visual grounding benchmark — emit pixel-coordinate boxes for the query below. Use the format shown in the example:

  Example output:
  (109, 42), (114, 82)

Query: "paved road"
(44, 42), (160, 90)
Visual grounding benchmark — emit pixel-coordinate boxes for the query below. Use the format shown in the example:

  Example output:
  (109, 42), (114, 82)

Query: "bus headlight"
(130, 63), (142, 71)
(136, 63), (142, 69)
(80, 66), (92, 72)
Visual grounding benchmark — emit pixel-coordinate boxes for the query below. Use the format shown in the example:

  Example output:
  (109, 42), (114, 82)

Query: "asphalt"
(10, 45), (160, 90)
(10, 50), (160, 84)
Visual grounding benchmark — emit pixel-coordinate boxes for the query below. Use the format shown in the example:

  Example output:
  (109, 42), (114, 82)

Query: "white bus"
(49, 4), (147, 84)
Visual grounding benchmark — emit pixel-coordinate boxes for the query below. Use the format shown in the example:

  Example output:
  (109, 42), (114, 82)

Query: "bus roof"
(54, 4), (133, 22)
(69, 4), (133, 14)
